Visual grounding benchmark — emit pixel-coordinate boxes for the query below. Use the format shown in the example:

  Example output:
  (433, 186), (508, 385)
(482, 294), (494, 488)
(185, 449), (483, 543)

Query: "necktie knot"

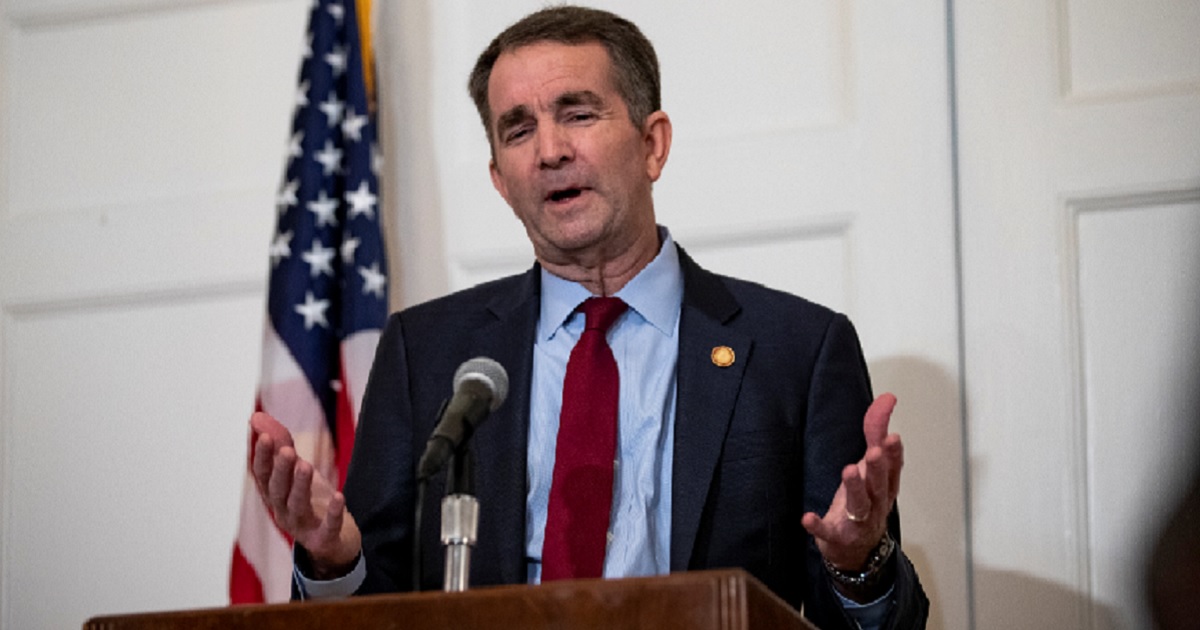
(580, 297), (627, 333)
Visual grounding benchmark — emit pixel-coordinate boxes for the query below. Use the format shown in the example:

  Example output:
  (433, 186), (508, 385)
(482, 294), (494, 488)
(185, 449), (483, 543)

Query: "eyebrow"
(555, 90), (605, 110)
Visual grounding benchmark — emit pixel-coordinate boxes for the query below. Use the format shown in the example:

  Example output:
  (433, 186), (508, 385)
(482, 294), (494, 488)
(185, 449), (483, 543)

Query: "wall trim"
(1056, 0), (1200, 103)
(5, 0), (290, 29)
(1061, 181), (1200, 629)
(1, 279), (264, 318)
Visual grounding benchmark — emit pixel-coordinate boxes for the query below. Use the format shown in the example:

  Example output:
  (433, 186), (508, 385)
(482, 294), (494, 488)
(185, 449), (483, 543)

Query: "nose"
(537, 124), (573, 169)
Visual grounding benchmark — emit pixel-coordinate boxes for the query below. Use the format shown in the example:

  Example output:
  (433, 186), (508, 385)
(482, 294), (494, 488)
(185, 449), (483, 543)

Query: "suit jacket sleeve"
(341, 311), (419, 594)
(801, 314), (929, 630)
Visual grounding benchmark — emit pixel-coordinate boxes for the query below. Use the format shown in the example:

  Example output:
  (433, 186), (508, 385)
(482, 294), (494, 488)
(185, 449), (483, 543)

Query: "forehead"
(486, 41), (617, 117)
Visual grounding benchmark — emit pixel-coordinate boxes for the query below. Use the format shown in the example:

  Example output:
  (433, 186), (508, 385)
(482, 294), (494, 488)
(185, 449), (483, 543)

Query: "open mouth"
(546, 187), (585, 203)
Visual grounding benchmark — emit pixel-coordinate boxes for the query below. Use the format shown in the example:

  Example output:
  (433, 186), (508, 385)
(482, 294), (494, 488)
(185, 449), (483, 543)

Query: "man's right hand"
(249, 411), (362, 578)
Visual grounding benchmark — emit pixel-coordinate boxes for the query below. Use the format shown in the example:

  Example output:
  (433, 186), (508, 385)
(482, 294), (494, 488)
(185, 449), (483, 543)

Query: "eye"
(565, 110), (597, 124)
(504, 126), (532, 144)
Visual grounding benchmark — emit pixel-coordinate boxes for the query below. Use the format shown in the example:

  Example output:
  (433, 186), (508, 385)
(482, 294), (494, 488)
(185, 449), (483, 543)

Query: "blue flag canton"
(267, 0), (387, 415)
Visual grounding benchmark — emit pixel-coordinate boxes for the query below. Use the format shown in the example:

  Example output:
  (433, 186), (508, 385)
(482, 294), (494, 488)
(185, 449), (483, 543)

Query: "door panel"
(955, 1), (1200, 627)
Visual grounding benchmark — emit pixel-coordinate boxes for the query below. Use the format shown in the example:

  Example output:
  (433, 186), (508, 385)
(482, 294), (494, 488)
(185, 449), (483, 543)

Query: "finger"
(288, 459), (316, 527)
(251, 432), (276, 494)
(320, 492), (346, 542)
(842, 464), (871, 523)
(801, 511), (833, 541)
(267, 446), (297, 513)
(883, 433), (904, 500)
(863, 446), (890, 514)
(863, 393), (897, 448)
(250, 411), (294, 449)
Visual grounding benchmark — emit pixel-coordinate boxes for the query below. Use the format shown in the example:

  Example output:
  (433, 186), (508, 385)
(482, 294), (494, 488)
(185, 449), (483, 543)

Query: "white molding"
(0, 15), (13, 225)
(1061, 182), (1200, 629)
(1, 11), (14, 628)
(5, 0), (285, 29)
(0, 309), (11, 630)
(1056, 0), (1200, 104)
(678, 215), (852, 249)
(1061, 194), (1094, 630)
(1, 278), (264, 318)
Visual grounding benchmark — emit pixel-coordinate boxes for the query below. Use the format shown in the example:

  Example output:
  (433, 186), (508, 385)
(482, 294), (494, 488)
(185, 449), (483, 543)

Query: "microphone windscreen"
(453, 357), (509, 411)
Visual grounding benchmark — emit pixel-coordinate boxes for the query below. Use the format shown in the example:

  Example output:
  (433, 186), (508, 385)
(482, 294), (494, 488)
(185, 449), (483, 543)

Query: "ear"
(489, 158), (512, 205)
(642, 111), (673, 183)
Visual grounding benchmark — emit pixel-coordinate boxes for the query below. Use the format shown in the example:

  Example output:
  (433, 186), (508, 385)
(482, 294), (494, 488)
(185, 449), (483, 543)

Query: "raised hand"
(801, 393), (904, 573)
(249, 411), (362, 577)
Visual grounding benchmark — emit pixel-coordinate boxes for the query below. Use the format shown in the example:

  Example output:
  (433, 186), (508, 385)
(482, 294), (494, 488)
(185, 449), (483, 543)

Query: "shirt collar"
(538, 226), (684, 340)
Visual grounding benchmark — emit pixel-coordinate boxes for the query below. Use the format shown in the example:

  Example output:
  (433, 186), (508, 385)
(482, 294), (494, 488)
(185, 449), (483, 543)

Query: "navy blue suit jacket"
(341, 245), (928, 629)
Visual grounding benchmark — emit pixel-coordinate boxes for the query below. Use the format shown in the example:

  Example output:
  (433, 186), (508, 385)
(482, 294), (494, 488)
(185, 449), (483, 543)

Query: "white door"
(955, 1), (1200, 628)
(378, 2), (969, 628)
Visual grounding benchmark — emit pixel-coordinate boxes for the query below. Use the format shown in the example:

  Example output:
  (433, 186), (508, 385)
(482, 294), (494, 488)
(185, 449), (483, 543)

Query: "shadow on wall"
(869, 356), (967, 630)
(1146, 353), (1200, 630)
(973, 566), (1118, 630)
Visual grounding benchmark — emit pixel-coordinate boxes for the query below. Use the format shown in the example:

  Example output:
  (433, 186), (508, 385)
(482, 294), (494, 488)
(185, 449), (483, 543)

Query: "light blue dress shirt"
(526, 230), (684, 583)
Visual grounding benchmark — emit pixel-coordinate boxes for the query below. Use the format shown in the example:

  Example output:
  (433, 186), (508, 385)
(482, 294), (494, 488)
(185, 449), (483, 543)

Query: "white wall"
(0, 0), (304, 627)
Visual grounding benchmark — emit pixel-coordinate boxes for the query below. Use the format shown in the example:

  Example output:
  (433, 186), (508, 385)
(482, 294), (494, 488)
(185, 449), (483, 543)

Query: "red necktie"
(541, 296), (627, 581)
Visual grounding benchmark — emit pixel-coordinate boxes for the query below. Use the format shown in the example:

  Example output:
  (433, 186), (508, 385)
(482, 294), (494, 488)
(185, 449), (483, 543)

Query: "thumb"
(863, 393), (897, 448)
(251, 411), (295, 449)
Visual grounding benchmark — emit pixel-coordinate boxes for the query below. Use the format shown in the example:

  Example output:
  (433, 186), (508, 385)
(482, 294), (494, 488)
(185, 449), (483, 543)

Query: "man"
(251, 6), (928, 629)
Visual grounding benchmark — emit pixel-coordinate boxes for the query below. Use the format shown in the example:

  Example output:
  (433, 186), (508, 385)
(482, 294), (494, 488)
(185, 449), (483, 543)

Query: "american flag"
(230, 0), (387, 604)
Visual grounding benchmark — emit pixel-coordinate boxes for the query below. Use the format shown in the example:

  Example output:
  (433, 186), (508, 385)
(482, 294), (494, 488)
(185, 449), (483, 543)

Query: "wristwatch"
(823, 531), (896, 589)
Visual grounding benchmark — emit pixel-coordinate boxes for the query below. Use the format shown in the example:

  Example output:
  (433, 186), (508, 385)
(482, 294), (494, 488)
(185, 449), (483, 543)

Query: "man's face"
(486, 41), (666, 266)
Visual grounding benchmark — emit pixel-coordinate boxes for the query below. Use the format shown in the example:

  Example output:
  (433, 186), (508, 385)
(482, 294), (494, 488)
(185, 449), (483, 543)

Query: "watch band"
(823, 531), (896, 589)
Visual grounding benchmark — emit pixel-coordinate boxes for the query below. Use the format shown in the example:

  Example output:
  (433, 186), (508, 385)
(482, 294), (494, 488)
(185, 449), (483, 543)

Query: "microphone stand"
(441, 445), (478, 592)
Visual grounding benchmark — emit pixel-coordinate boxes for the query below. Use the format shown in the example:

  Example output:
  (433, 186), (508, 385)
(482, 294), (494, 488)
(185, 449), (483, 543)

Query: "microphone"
(417, 357), (509, 480)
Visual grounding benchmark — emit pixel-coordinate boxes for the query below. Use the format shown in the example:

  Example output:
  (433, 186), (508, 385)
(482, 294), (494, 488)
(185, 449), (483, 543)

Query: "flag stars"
(294, 291), (330, 330)
(314, 140), (343, 176)
(288, 131), (305, 159)
(342, 108), (367, 142)
(276, 179), (299, 213)
(327, 2), (345, 23)
(341, 236), (360, 263)
(296, 80), (310, 108)
(302, 240), (336, 278)
(325, 45), (347, 76)
(306, 190), (339, 227)
(319, 94), (344, 127)
(346, 181), (377, 219)
(359, 262), (387, 298)
(269, 230), (293, 267)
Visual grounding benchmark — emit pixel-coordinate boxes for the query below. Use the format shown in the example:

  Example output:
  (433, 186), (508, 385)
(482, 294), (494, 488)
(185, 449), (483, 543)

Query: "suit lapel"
(468, 267), (540, 585)
(670, 248), (752, 571)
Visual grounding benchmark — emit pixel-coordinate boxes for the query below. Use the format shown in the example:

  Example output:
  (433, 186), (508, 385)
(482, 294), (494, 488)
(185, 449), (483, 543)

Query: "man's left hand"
(801, 393), (904, 573)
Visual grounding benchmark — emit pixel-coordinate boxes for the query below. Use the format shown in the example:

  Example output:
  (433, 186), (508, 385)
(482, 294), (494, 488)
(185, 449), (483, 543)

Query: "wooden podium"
(83, 569), (817, 630)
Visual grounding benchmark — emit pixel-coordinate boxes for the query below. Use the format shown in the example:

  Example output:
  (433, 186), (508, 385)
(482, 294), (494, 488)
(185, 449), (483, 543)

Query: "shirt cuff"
(835, 585), (894, 630)
(293, 551), (366, 600)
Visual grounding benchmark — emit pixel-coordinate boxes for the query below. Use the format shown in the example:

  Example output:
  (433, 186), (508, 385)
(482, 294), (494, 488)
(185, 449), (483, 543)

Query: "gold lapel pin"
(711, 345), (735, 367)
